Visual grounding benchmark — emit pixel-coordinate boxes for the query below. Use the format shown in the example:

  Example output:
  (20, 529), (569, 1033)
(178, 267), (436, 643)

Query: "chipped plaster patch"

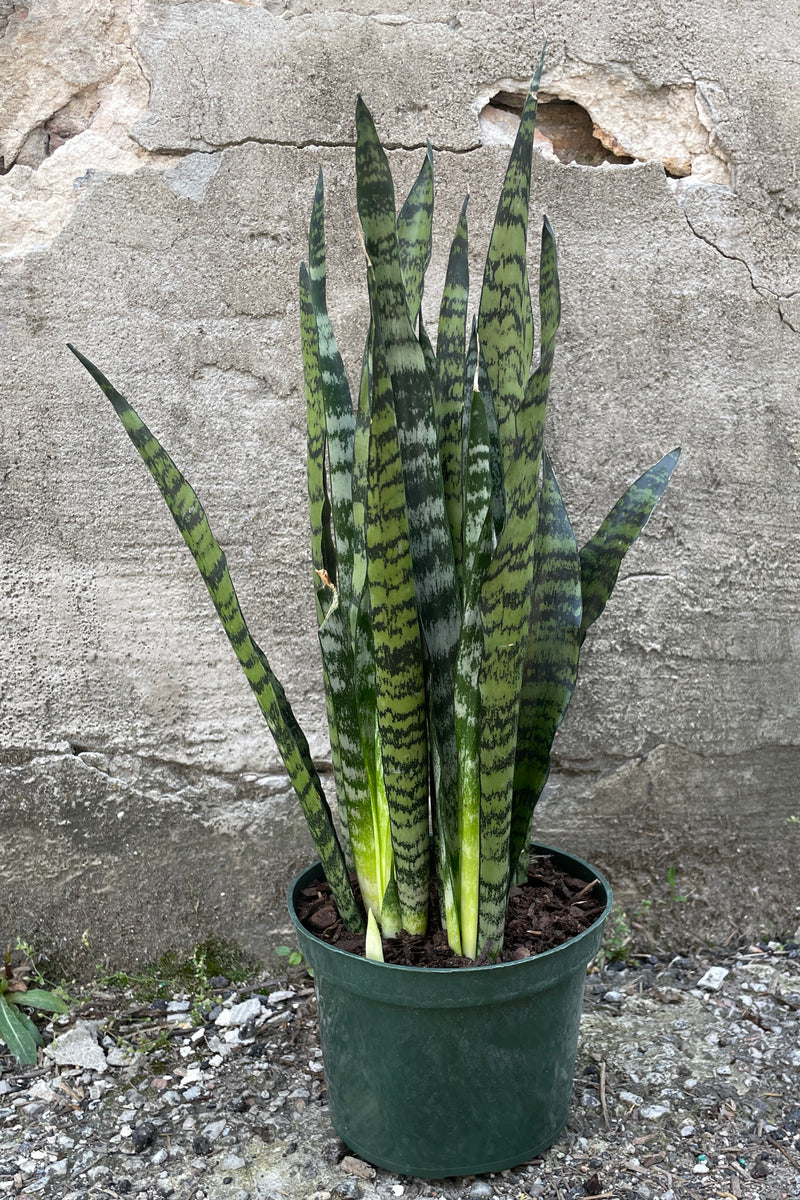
(0, 130), (171, 258)
(474, 61), (731, 184)
(0, 2), (173, 255)
(163, 151), (222, 203)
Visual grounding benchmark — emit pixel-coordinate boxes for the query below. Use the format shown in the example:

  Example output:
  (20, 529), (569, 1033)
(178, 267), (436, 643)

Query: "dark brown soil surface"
(294, 851), (607, 966)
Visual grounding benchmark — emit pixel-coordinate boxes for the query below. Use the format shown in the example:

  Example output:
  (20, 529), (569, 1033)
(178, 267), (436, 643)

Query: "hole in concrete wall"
(480, 91), (637, 168)
(3, 86), (101, 172)
(477, 86), (726, 180)
(506, 92), (636, 168)
(0, 0), (21, 40)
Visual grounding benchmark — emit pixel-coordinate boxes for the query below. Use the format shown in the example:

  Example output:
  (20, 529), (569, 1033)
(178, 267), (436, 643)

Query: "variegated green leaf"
(476, 343), (506, 543)
(316, 588), (379, 915)
(580, 447), (681, 644)
(456, 385), (498, 959)
(317, 320), (392, 919)
(477, 47), (544, 470)
(418, 310), (437, 389)
(379, 873), (402, 938)
(305, 172), (356, 605)
(474, 53), (547, 957)
(509, 451), (581, 871)
(355, 96), (462, 921)
(436, 196), (470, 584)
(397, 143), (434, 327)
(365, 298), (430, 934)
(365, 908), (385, 961)
(299, 263), (336, 621)
(70, 345), (364, 933)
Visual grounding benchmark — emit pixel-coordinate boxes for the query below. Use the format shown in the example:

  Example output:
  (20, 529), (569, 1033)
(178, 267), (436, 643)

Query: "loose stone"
(131, 1122), (157, 1153)
(333, 1181), (362, 1199)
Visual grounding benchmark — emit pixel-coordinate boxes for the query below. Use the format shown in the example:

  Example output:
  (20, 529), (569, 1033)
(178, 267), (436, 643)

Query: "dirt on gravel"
(1, 935), (799, 1200)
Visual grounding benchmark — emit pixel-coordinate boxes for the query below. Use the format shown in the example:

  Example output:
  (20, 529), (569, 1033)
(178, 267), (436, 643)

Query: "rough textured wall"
(1, 0), (798, 973)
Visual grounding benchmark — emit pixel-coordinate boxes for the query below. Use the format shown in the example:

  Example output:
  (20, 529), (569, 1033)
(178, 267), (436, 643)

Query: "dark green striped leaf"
(397, 143), (434, 327)
(70, 345), (364, 933)
(580, 448), (681, 644)
(474, 51), (547, 957)
(455, 385), (497, 959)
(477, 47), (545, 470)
(304, 172), (356, 605)
(436, 196), (470, 584)
(365, 295), (430, 934)
(510, 451), (581, 871)
(299, 262), (336, 619)
(355, 96), (462, 910)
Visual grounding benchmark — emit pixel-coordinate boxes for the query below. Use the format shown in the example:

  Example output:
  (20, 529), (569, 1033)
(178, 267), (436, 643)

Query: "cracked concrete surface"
(1, 0), (799, 973)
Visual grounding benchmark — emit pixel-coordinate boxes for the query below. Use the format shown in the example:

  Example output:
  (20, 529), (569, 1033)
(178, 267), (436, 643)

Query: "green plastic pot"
(288, 843), (612, 1178)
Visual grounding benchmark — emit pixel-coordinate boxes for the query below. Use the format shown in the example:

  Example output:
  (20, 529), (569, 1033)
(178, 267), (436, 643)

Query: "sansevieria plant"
(70, 51), (679, 962)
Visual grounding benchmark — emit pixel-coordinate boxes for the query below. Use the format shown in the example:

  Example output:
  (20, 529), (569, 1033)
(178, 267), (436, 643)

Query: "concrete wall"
(2, 0), (798, 974)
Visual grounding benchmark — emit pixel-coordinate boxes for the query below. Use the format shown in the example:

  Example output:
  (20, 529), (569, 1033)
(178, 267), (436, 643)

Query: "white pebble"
(697, 966), (729, 991)
(641, 1104), (670, 1120)
(215, 997), (264, 1028)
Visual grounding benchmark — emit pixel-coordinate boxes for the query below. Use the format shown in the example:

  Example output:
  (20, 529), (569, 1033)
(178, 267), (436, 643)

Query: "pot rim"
(287, 841), (612, 977)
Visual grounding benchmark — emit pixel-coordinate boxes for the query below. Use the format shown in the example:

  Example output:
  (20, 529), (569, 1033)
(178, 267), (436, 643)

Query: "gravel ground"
(1, 942), (799, 1200)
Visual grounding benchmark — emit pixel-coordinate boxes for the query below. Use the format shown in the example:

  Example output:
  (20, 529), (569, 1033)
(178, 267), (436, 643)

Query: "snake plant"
(70, 49), (679, 960)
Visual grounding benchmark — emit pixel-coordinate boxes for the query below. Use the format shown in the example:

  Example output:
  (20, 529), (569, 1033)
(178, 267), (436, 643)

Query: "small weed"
(98, 936), (258, 1015)
(275, 944), (313, 977)
(0, 947), (69, 1066)
(275, 945), (303, 968)
(597, 909), (632, 968)
(667, 866), (688, 903)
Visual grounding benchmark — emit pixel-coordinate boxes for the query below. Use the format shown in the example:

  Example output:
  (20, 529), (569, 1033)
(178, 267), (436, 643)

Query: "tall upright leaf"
(455, 384), (498, 959)
(305, 172), (356, 604)
(355, 96), (462, 928)
(366, 294), (430, 934)
(474, 57), (546, 956)
(435, 197), (470, 584)
(299, 263), (336, 621)
(509, 452), (581, 872)
(300, 262), (350, 860)
(477, 47), (545, 465)
(397, 145), (434, 328)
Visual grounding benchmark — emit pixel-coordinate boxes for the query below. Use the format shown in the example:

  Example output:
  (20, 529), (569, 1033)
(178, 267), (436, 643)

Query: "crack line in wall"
(678, 202), (797, 322)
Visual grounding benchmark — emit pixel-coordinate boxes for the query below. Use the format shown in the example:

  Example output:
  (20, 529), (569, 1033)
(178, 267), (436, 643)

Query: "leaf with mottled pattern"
(580, 448), (681, 644)
(69, 345), (364, 933)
